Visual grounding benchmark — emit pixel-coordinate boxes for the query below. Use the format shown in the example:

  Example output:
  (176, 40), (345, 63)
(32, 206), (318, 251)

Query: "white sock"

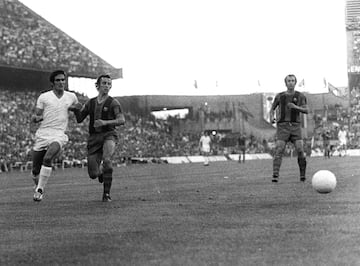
(204, 157), (209, 164)
(36, 166), (52, 192)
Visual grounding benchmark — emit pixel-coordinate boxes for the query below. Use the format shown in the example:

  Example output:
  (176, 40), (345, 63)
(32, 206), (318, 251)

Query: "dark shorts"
(323, 140), (330, 146)
(276, 122), (302, 142)
(87, 131), (118, 155)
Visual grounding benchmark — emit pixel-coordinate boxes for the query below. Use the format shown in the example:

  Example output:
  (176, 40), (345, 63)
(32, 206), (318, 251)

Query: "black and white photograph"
(1, 0), (359, 265)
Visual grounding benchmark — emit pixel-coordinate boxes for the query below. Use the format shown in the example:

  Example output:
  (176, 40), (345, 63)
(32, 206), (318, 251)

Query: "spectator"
(237, 133), (246, 163)
(338, 126), (348, 156)
(322, 129), (331, 159)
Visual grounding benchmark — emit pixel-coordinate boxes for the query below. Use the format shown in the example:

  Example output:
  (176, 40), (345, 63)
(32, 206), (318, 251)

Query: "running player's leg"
(295, 139), (307, 181)
(203, 151), (210, 166)
(272, 139), (286, 182)
(87, 134), (103, 181)
(272, 124), (290, 182)
(87, 153), (102, 180)
(31, 150), (46, 188)
(102, 139), (116, 201)
(34, 142), (61, 201)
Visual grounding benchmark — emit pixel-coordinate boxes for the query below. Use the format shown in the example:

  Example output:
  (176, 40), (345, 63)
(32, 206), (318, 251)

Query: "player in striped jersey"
(72, 75), (125, 202)
(269, 74), (309, 183)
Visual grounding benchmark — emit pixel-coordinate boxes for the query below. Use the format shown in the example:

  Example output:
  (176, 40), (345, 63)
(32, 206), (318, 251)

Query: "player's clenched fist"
(68, 102), (83, 112)
(31, 115), (43, 123)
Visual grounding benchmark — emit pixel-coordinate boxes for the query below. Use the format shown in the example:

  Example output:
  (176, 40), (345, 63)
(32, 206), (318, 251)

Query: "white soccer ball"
(312, 170), (337, 194)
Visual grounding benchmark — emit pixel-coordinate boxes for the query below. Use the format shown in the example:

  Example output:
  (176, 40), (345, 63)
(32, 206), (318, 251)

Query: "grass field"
(1, 156), (360, 266)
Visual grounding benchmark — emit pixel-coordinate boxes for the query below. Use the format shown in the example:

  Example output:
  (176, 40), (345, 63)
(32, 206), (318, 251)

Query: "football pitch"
(1, 157), (360, 265)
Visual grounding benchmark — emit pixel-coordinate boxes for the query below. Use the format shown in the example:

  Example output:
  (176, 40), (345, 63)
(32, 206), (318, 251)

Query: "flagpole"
(299, 78), (307, 137)
(348, 73), (351, 130)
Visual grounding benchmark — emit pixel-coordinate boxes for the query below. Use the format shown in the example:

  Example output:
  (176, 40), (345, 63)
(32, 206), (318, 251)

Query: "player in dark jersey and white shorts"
(269, 74), (309, 183)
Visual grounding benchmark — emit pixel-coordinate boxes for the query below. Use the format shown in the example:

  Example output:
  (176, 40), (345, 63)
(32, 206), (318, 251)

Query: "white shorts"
(339, 139), (347, 146)
(201, 146), (211, 153)
(33, 129), (68, 151)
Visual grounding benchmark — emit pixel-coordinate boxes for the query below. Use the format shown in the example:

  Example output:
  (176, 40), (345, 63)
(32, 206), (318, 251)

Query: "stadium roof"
(346, 0), (360, 30)
(0, 0), (122, 79)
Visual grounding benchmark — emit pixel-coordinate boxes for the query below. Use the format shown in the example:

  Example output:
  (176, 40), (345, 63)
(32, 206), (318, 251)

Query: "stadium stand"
(0, 89), (274, 172)
(1, 89), (353, 172)
(0, 0), (121, 79)
(0, 0), (122, 171)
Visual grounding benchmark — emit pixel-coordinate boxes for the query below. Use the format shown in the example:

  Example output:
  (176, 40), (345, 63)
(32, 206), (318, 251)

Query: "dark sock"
(298, 157), (306, 177)
(103, 169), (113, 194)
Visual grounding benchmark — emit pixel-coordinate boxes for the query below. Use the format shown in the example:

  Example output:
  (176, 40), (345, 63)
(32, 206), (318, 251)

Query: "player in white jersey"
(199, 131), (212, 166)
(31, 70), (79, 201)
(337, 126), (347, 157)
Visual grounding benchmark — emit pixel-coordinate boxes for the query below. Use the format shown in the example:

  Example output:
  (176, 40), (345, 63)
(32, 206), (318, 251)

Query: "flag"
(298, 79), (305, 87)
(328, 82), (348, 98)
(323, 78), (327, 88)
(257, 80), (261, 87)
(194, 80), (198, 89)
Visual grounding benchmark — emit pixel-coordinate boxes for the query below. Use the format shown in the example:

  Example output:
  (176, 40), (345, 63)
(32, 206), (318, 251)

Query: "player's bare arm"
(269, 109), (275, 123)
(73, 102), (89, 123)
(93, 107), (125, 128)
(93, 115), (124, 128)
(68, 102), (83, 112)
(31, 108), (44, 123)
(269, 97), (279, 123)
(287, 103), (309, 114)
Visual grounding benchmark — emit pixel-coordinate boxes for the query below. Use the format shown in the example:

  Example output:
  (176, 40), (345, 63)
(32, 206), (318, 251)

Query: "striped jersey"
(272, 91), (307, 123)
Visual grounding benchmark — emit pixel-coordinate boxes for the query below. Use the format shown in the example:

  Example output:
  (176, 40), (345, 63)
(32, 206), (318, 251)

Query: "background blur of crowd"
(0, 0), (115, 77)
(0, 90), (272, 172)
(310, 97), (359, 153)
(3, 88), (360, 173)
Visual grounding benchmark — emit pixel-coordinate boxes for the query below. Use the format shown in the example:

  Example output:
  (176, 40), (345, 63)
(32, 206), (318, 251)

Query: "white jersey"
(200, 135), (211, 153)
(36, 90), (78, 134)
(338, 129), (347, 145)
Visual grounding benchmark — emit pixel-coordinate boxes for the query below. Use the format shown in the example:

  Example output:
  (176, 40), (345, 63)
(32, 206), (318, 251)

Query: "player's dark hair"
(50, 70), (66, 83)
(284, 74), (297, 85)
(95, 74), (111, 86)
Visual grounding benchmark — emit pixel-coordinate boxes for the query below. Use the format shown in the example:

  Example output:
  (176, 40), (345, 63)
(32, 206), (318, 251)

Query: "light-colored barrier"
(160, 156), (190, 164)
(208, 156), (228, 162)
(7, 149), (360, 171)
(187, 156), (206, 163)
(163, 153), (273, 164)
(228, 153), (272, 161)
